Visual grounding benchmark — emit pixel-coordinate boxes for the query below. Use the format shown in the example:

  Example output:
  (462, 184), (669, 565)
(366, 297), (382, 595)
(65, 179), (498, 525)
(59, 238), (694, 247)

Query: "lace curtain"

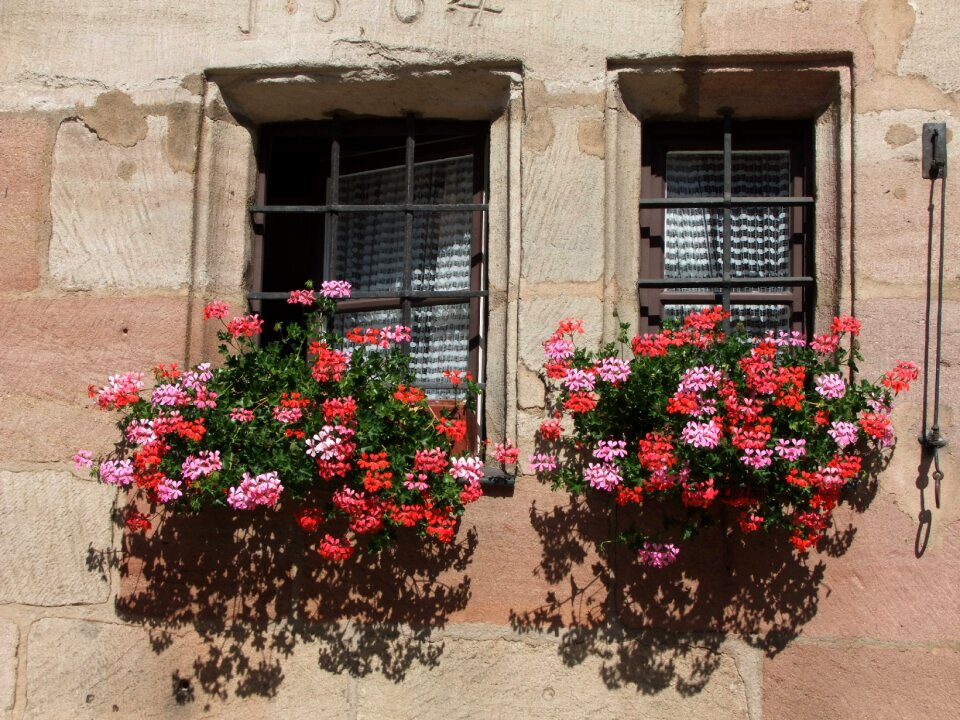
(665, 151), (790, 286)
(332, 156), (475, 390)
(663, 150), (792, 333)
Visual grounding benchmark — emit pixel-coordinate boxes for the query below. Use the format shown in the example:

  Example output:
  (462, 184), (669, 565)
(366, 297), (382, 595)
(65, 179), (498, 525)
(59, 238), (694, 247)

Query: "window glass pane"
(335, 155), (476, 294)
(332, 305), (470, 398)
(338, 164), (406, 206)
(264, 135), (329, 205)
(664, 151), (791, 292)
(411, 156), (475, 293)
(333, 210), (405, 293)
(410, 304), (470, 395)
(664, 151), (790, 197)
(729, 205), (789, 285)
(412, 155), (475, 204)
(412, 211), (473, 292)
(260, 214), (325, 292)
(732, 152), (791, 291)
(732, 152), (790, 198)
(255, 123), (486, 411)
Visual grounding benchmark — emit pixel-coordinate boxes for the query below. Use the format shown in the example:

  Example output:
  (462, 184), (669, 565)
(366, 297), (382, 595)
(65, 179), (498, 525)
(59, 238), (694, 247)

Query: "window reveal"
(249, 118), (489, 408)
(639, 118), (816, 336)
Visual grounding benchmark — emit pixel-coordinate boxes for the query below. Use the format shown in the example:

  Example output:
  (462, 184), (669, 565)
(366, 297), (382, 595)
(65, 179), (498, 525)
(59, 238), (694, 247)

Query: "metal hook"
(933, 452), (944, 509)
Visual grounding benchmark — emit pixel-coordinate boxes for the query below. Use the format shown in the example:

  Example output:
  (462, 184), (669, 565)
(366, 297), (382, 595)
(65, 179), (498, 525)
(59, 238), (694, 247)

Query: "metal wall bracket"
(919, 120), (949, 510)
(922, 122), (947, 179)
(921, 430), (948, 449)
(479, 465), (516, 489)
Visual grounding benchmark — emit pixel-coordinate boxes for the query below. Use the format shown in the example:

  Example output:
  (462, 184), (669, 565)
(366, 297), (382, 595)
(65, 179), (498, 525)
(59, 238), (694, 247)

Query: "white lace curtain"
(332, 156), (475, 389)
(664, 150), (792, 333)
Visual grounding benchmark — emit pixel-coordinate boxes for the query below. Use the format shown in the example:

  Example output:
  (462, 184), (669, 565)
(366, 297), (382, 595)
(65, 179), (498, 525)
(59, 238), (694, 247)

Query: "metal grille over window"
(249, 118), (488, 401)
(663, 303), (792, 336)
(335, 156), (475, 296)
(664, 151), (791, 293)
(639, 119), (815, 336)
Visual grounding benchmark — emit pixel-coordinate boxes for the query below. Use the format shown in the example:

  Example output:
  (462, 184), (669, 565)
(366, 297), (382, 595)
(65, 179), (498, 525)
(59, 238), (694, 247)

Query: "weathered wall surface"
(0, 1), (958, 718)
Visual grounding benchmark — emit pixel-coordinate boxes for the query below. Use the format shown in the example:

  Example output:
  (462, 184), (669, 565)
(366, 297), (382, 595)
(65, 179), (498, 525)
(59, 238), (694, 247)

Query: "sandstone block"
(520, 107), (606, 283)
(516, 362), (546, 411)
(853, 112), (960, 288)
(355, 631), (749, 720)
(0, 619), (17, 720)
(0, 471), (114, 605)
(448, 478), (610, 626)
(764, 643), (960, 720)
(49, 116), (195, 290)
(24, 618), (353, 719)
(797, 499), (960, 644)
(4, 3), (682, 93)
(292, 477), (593, 628)
(517, 294), (604, 372)
(854, 298), (960, 412)
(0, 397), (115, 466)
(117, 504), (298, 625)
(192, 113), (254, 300)
(0, 292), (189, 475)
(900, 2), (960, 94)
(0, 295), (189, 404)
(0, 113), (50, 291)
(699, 0), (870, 67)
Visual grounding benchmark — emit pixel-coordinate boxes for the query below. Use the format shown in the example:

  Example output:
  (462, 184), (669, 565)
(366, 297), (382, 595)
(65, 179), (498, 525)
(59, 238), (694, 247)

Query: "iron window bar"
(249, 203), (489, 213)
(656, 293), (801, 307)
(637, 277), (814, 289)
(323, 115), (341, 288)
(638, 197), (813, 209)
(248, 290), (488, 300)
(417, 381), (487, 391)
(638, 114), (813, 333)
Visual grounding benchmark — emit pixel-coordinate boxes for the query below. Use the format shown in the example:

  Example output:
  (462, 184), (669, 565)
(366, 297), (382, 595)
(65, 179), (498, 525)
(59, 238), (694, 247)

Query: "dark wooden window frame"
(248, 116), (490, 442)
(639, 117), (816, 335)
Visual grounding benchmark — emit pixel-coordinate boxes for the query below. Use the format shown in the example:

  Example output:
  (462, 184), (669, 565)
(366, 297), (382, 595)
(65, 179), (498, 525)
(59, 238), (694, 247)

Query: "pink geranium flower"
(320, 280), (352, 299)
(72, 450), (93, 470)
(203, 300), (229, 320)
(287, 289), (316, 306)
(227, 471), (283, 510)
(527, 453), (557, 474)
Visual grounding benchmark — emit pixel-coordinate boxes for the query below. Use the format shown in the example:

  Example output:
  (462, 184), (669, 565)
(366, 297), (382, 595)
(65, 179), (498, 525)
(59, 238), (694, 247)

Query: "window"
(249, 117), (488, 410)
(639, 118), (815, 335)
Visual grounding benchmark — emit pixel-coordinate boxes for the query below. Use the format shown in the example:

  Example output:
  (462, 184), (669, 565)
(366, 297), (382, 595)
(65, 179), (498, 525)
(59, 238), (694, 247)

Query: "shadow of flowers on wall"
(114, 502), (477, 700)
(509, 462), (883, 696)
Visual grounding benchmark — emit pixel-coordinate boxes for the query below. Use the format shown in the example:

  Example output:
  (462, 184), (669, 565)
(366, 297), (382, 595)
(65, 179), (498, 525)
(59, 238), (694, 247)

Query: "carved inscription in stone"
(315, 0), (340, 22)
(393, 0), (425, 24)
(447, 0), (505, 26)
(244, 0), (472, 30)
(239, 0), (257, 33)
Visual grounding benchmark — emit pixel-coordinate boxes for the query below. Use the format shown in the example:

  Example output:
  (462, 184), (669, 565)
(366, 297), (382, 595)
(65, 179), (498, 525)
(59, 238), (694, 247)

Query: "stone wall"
(1, 1), (958, 717)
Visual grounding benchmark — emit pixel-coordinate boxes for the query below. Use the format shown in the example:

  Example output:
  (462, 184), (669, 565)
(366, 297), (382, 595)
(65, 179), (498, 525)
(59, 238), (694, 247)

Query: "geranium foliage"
(531, 307), (917, 567)
(77, 282), (500, 561)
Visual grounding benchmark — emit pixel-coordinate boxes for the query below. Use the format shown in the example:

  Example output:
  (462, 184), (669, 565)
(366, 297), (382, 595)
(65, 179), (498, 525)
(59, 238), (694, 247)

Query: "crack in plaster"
(15, 72), (108, 91)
